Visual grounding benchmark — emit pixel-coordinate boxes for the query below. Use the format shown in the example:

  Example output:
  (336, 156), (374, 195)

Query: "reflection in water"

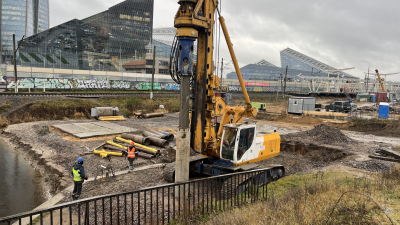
(0, 138), (47, 218)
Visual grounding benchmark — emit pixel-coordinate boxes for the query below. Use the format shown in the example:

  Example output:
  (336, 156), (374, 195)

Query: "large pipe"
(147, 136), (169, 148)
(94, 149), (123, 158)
(143, 131), (164, 139)
(114, 137), (158, 153)
(137, 152), (154, 159)
(143, 113), (164, 118)
(106, 141), (127, 150)
(121, 133), (151, 146)
(135, 146), (159, 156)
(103, 145), (126, 152)
(148, 129), (167, 137)
(147, 130), (168, 139)
(157, 130), (175, 141)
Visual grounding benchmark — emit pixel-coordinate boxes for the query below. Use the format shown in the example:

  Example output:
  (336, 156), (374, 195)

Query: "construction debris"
(369, 148), (400, 163)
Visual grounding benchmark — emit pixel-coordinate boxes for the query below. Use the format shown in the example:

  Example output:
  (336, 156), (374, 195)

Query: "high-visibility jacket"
(72, 167), (83, 182)
(127, 146), (136, 158)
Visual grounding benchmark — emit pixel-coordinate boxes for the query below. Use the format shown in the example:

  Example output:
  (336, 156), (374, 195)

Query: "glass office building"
(1, 0), (50, 64)
(17, 0), (154, 71)
(227, 48), (358, 81)
(280, 48), (356, 79)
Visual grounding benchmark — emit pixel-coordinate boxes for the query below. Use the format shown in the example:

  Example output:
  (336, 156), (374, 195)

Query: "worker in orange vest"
(127, 142), (138, 172)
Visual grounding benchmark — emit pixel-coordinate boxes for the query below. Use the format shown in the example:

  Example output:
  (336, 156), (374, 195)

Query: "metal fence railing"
(0, 168), (272, 225)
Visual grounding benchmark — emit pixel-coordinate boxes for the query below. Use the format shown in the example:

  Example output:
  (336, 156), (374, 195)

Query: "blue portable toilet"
(378, 102), (389, 118)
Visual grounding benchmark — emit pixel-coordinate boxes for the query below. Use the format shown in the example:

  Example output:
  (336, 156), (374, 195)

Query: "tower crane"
(165, 0), (284, 186)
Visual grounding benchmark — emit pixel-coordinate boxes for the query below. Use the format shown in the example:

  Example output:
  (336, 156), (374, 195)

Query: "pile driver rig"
(165, 0), (284, 184)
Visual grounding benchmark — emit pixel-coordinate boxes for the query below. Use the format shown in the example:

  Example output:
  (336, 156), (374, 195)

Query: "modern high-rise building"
(1, 0), (50, 64)
(17, 0), (154, 71)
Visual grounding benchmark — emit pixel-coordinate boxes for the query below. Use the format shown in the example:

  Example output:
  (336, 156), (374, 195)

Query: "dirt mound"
(349, 119), (400, 138)
(376, 120), (400, 137)
(283, 124), (353, 147)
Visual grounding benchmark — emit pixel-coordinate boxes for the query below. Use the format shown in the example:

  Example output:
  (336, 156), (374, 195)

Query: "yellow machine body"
(174, 0), (279, 168)
(375, 69), (386, 92)
(94, 149), (123, 158)
(219, 123), (280, 165)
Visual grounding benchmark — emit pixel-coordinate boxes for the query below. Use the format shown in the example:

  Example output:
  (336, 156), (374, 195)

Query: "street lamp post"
(361, 60), (370, 92)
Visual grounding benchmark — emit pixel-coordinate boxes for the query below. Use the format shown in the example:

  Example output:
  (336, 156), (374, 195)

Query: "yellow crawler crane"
(375, 69), (386, 92)
(165, 0), (284, 183)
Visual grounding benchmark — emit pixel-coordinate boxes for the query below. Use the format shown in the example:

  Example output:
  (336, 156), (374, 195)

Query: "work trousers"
(128, 157), (136, 167)
(73, 181), (83, 196)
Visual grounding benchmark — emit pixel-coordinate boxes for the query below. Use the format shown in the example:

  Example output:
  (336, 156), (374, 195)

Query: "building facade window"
(159, 69), (169, 74)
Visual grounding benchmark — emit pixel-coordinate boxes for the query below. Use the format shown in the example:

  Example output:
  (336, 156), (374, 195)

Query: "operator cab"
(220, 123), (256, 164)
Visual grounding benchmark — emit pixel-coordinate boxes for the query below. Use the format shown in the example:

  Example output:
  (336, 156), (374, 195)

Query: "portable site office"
(287, 97), (316, 114)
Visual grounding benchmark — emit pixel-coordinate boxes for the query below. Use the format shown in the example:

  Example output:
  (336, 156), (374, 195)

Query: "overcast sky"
(50, 0), (400, 81)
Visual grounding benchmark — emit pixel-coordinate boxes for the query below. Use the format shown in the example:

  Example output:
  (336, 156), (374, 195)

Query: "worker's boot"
(74, 195), (80, 200)
(128, 166), (132, 173)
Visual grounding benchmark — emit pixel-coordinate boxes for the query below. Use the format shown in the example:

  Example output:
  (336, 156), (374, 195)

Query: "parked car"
(325, 101), (352, 113)
(350, 103), (357, 111)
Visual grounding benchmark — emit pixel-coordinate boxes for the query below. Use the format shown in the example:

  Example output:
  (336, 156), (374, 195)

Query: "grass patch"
(0, 102), (10, 114)
(198, 169), (400, 225)
(6, 99), (101, 124)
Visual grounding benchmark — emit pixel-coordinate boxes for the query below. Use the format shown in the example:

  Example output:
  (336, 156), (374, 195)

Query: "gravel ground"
(3, 113), (397, 203)
(342, 160), (395, 172)
(2, 114), (179, 194)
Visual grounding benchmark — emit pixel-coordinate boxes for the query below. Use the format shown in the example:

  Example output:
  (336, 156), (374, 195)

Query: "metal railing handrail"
(0, 167), (272, 223)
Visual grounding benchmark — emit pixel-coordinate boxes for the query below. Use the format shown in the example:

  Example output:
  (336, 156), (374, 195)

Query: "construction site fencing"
(0, 168), (272, 225)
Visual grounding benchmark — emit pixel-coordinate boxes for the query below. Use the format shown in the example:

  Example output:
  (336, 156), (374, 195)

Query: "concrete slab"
(74, 122), (112, 131)
(52, 122), (137, 138)
(53, 124), (91, 134)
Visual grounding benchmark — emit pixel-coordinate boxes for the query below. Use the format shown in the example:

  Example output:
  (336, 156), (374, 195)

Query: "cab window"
(237, 128), (255, 160)
(221, 127), (238, 160)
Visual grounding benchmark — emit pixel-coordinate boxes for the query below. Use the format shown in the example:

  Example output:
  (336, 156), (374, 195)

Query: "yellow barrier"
(94, 149), (123, 158)
(99, 116), (127, 121)
(115, 137), (158, 152)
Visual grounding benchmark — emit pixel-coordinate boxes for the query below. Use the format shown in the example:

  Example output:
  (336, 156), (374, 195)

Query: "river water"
(0, 138), (48, 218)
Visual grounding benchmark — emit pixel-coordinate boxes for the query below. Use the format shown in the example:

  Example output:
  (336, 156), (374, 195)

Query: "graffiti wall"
(4, 77), (327, 92)
(6, 78), (182, 91)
